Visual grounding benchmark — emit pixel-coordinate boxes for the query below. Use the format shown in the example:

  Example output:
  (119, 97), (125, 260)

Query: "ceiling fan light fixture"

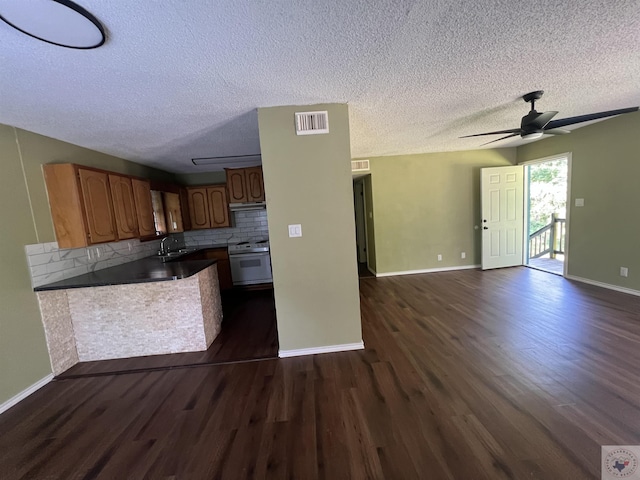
(0, 0), (105, 49)
(521, 132), (544, 140)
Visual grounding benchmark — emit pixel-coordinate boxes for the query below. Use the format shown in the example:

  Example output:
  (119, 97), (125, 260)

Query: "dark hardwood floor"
(58, 289), (279, 378)
(2, 267), (640, 479)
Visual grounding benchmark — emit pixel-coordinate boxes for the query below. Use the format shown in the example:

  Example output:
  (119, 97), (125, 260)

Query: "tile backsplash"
(25, 210), (269, 288)
(25, 238), (163, 288)
(182, 210), (269, 246)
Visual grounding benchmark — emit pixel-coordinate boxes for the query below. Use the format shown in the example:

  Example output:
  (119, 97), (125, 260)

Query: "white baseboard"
(0, 374), (53, 416)
(376, 264), (480, 278)
(367, 265), (377, 276)
(565, 274), (640, 297)
(279, 341), (364, 358)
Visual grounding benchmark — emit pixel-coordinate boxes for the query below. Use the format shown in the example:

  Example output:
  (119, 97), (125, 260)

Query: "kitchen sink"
(156, 248), (198, 262)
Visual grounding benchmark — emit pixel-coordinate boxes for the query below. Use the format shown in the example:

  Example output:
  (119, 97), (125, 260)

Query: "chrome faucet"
(159, 236), (172, 255)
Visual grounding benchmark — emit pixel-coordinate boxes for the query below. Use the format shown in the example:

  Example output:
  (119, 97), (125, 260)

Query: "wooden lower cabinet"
(183, 248), (232, 290)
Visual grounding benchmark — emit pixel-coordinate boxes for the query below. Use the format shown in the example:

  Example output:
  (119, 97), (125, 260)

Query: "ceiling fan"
(461, 91), (639, 145)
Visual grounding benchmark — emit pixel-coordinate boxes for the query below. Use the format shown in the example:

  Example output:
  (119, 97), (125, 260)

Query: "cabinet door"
(43, 163), (90, 248)
(226, 168), (248, 203)
(131, 178), (156, 237)
(109, 175), (139, 240)
(78, 169), (117, 244)
(207, 186), (231, 228)
(163, 192), (184, 233)
(179, 188), (192, 231)
(245, 166), (265, 202)
(216, 260), (233, 291)
(188, 188), (211, 229)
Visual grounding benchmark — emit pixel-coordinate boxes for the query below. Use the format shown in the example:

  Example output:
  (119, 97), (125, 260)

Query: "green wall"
(518, 111), (640, 290)
(258, 104), (363, 351)
(366, 149), (516, 274)
(0, 124), (175, 406)
(0, 125), (51, 404)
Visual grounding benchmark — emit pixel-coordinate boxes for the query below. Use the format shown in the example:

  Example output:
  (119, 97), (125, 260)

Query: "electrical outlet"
(620, 267), (629, 277)
(437, 254), (442, 261)
(575, 198), (585, 207)
(461, 252), (466, 259)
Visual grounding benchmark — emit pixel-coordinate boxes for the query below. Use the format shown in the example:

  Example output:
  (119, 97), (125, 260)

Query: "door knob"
(483, 227), (488, 230)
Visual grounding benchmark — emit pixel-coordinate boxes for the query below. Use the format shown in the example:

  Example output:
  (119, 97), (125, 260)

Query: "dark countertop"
(33, 248), (225, 292)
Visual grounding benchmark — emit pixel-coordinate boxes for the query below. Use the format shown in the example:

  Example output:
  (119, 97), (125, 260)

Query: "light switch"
(288, 224), (302, 237)
(575, 198), (585, 207)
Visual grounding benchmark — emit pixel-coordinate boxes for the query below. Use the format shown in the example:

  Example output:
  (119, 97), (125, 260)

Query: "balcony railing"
(529, 213), (566, 259)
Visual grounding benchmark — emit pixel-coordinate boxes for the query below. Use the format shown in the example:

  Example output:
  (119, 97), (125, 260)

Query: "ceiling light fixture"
(521, 132), (544, 140)
(192, 154), (262, 167)
(0, 0), (105, 49)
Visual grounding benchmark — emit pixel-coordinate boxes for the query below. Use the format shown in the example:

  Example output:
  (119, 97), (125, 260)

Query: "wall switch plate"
(620, 267), (629, 277)
(288, 224), (302, 238)
(461, 252), (466, 259)
(437, 254), (442, 261)
(575, 198), (585, 207)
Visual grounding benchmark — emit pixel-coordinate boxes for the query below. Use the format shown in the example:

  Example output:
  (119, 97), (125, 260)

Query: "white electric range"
(227, 239), (272, 285)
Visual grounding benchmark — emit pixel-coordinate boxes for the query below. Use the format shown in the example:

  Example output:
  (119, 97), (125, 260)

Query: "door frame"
(519, 152), (572, 277)
(353, 176), (369, 266)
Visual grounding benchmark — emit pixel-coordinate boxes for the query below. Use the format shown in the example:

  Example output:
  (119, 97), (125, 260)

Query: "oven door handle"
(229, 252), (269, 260)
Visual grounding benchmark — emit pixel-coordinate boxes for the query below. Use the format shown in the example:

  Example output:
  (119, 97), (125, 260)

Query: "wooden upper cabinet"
(187, 187), (211, 229)
(226, 168), (248, 203)
(207, 186), (230, 228)
(225, 166), (265, 203)
(163, 192), (184, 233)
(131, 178), (156, 237)
(179, 188), (192, 231)
(108, 175), (139, 240)
(245, 166), (265, 202)
(187, 185), (230, 229)
(78, 169), (118, 244)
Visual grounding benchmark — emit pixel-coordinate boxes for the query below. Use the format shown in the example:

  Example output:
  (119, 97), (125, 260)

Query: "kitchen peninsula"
(34, 256), (223, 375)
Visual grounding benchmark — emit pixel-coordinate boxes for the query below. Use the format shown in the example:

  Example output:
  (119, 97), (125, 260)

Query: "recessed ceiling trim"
(0, 0), (105, 49)
(192, 154), (262, 167)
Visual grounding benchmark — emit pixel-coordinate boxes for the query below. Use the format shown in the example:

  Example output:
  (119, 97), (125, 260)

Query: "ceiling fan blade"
(480, 133), (519, 146)
(526, 111), (558, 129)
(460, 128), (521, 138)
(543, 128), (571, 135)
(545, 107), (639, 130)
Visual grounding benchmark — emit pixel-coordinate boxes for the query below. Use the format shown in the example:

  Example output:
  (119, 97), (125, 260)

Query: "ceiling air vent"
(295, 111), (329, 135)
(351, 160), (370, 172)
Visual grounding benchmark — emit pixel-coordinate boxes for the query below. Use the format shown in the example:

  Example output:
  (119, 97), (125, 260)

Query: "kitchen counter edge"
(32, 249), (227, 292)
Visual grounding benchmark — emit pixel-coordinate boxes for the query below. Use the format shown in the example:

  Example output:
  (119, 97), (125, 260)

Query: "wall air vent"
(351, 160), (370, 172)
(295, 111), (329, 135)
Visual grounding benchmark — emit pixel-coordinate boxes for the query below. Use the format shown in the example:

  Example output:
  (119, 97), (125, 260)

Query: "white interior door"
(481, 166), (524, 270)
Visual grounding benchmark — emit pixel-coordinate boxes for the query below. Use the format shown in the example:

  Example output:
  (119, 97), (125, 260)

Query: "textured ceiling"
(1, 0), (639, 173)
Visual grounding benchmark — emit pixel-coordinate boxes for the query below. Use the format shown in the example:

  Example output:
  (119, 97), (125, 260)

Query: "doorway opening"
(353, 176), (375, 278)
(524, 155), (569, 276)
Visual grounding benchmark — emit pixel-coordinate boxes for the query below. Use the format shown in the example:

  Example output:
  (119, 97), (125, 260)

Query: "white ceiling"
(1, 0), (639, 173)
